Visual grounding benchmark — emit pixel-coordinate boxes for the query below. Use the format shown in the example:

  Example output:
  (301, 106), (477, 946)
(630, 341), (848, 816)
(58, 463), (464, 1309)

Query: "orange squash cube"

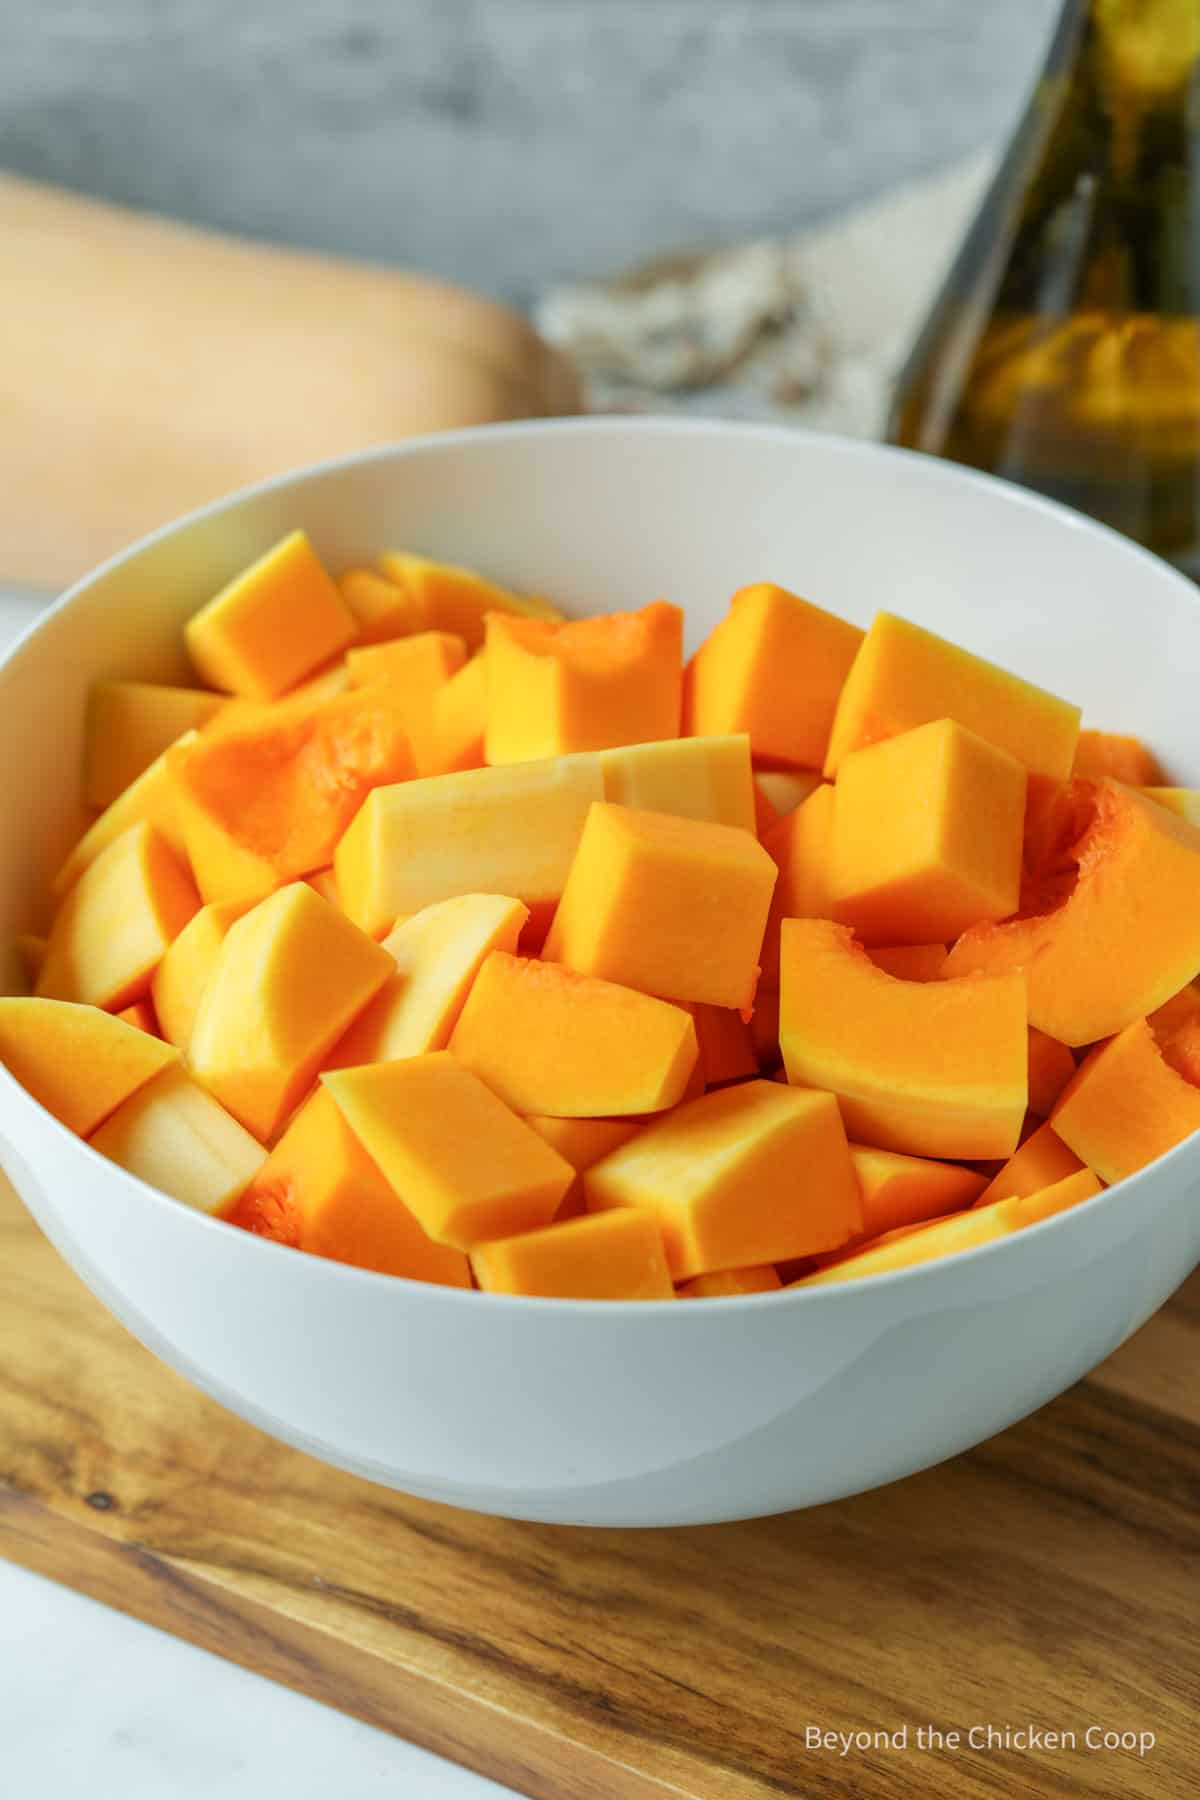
(866, 943), (948, 981)
(677, 1266), (782, 1297)
(683, 583), (863, 769)
(584, 1079), (861, 1280)
(1052, 1018), (1200, 1184)
(524, 1114), (642, 1220)
(848, 1144), (987, 1238)
(598, 735), (756, 834)
(427, 654), (488, 775)
(39, 821), (199, 1011)
(1026, 1027), (1076, 1116)
(346, 631), (466, 689)
(337, 567), (427, 643)
(484, 603), (684, 763)
(225, 1087), (470, 1284)
(185, 531), (357, 700)
(334, 755), (604, 939)
(0, 997), (178, 1136)
(378, 552), (562, 651)
(327, 893), (528, 1066)
(53, 730), (198, 895)
(322, 1053), (573, 1248)
(168, 684), (416, 905)
(945, 780), (1200, 1044)
(89, 1065), (266, 1214)
(1004, 1166), (1103, 1228)
(792, 1203), (1015, 1287)
(1072, 729), (1165, 785)
(471, 1210), (674, 1300)
(450, 951), (698, 1117)
(1144, 788), (1200, 827)
(189, 883), (393, 1141)
(830, 720), (1025, 946)
(824, 611), (1080, 781)
(150, 898), (255, 1050)
(83, 681), (227, 810)
(780, 919), (1027, 1159)
(759, 782), (838, 984)
(973, 1120), (1085, 1206)
(543, 801), (777, 1011)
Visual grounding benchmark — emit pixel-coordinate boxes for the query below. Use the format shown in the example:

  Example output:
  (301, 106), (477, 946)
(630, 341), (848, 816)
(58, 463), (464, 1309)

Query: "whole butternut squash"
(0, 176), (580, 590)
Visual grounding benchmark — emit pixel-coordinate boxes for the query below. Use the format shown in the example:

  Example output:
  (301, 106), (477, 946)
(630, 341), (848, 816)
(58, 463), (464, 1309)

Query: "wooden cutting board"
(1, 1171), (1196, 1800)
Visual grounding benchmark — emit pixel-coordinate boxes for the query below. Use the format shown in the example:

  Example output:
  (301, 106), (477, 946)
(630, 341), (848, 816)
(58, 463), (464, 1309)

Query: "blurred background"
(5, 0), (1057, 304)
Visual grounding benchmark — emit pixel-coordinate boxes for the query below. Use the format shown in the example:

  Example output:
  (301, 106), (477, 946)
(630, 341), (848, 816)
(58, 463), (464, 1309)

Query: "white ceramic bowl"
(3, 420), (1199, 1527)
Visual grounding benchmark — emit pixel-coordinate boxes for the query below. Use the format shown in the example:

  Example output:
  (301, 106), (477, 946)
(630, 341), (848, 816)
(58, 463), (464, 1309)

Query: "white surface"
(0, 1563), (517, 1799)
(3, 420), (1199, 1534)
(0, 589), (516, 1800)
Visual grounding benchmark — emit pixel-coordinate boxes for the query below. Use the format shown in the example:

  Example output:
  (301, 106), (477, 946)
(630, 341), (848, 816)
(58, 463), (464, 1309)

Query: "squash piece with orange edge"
(945, 779), (1200, 1045)
(38, 821), (199, 1011)
(327, 892), (529, 1068)
(54, 730), (198, 895)
(151, 898), (256, 1050)
(189, 883), (393, 1142)
(337, 568), (426, 644)
(83, 681), (227, 810)
(378, 551), (562, 651)
(427, 655), (488, 775)
(484, 603), (684, 764)
(866, 944), (948, 981)
(598, 735), (756, 833)
(345, 632), (466, 773)
(683, 583), (863, 770)
(450, 951), (698, 1118)
(1072, 728), (1165, 785)
(544, 800), (776, 1012)
(225, 1086), (470, 1285)
(973, 1120), (1084, 1207)
(322, 1053), (573, 1249)
(167, 684), (416, 904)
(0, 996), (178, 1136)
(677, 1266), (782, 1297)
(823, 611), (1080, 781)
(848, 1144), (986, 1238)
(584, 1079), (861, 1280)
(185, 530), (357, 700)
(779, 918), (1027, 1160)
(471, 1210), (674, 1300)
(1052, 1018), (1200, 1184)
(791, 1203), (1017, 1287)
(90, 1065), (266, 1216)
(524, 1115), (642, 1220)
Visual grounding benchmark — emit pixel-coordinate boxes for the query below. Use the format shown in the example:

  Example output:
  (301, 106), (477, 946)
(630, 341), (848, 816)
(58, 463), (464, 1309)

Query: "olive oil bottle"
(888, 0), (1200, 575)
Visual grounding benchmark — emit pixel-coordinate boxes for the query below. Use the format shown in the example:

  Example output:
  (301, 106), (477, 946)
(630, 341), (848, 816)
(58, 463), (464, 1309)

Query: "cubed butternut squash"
(584, 1079), (861, 1280)
(150, 898), (255, 1050)
(53, 731), (198, 895)
(824, 611), (1080, 781)
(39, 821), (199, 1011)
(973, 1120), (1085, 1206)
(0, 997), (178, 1135)
(378, 552), (562, 650)
(543, 801), (777, 1012)
(677, 1266), (782, 1297)
(225, 1086), (471, 1284)
(337, 567), (426, 643)
(327, 893), (528, 1066)
(1072, 729), (1165, 785)
(168, 684), (416, 904)
(830, 720), (1026, 946)
(683, 583), (863, 769)
(185, 530), (357, 700)
(945, 780), (1200, 1045)
(450, 951), (699, 1116)
(345, 632), (467, 772)
(598, 735), (756, 834)
(753, 769), (823, 820)
(791, 1203), (1016, 1286)
(779, 919), (1027, 1159)
(759, 782), (838, 984)
(471, 1209), (674, 1300)
(427, 654), (488, 775)
(89, 1065), (267, 1214)
(1052, 1018), (1200, 1184)
(189, 883), (393, 1141)
(335, 755), (603, 939)
(83, 681), (227, 810)
(484, 603), (683, 763)
(322, 1053), (573, 1248)
(848, 1143), (987, 1238)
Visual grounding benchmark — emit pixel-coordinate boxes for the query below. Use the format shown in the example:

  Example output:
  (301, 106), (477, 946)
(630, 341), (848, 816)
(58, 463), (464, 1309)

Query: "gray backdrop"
(3, 0), (1058, 303)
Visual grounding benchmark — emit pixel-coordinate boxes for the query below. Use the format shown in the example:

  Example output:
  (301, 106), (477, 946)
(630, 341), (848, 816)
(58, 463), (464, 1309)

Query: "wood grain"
(1, 1172), (1196, 1800)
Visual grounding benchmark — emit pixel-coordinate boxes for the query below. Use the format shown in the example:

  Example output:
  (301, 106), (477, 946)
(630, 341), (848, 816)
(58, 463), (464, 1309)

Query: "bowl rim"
(4, 413), (1199, 1313)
